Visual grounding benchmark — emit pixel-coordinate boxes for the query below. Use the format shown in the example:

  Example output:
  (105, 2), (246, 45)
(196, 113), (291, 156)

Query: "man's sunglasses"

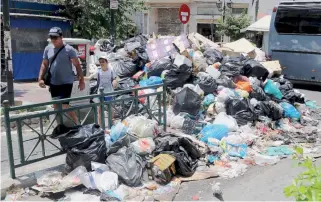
(50, 36), (59, 40)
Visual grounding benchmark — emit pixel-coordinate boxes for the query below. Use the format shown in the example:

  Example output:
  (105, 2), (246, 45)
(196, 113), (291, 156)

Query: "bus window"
(275, 7), (321, 35)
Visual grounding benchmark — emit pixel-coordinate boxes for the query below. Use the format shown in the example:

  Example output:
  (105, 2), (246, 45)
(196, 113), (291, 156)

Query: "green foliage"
(50, 0), (147, 39)
(284, 146), (321, 201)
(216, 10), (250, 41)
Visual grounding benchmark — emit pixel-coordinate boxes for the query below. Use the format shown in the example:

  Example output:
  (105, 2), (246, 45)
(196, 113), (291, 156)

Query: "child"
(85, 55), (117, 126)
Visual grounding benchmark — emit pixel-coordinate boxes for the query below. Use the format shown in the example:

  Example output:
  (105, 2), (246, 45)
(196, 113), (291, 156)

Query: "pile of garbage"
(11, 34), (321, 201)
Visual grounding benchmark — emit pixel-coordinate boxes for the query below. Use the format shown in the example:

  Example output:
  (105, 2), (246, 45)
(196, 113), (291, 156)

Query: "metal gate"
(3, 84), (167, 178)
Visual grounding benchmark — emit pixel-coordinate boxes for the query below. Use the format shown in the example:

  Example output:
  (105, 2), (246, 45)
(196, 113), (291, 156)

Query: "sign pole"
(179, 4), (190, 35)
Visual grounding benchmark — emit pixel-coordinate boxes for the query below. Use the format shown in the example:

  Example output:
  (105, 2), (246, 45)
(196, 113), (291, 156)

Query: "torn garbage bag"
(241, 59), (269, 81)
(172, 87), (201, 116)
(192, 72), (218, 94)
(219, 57), (244, 77)
(106, 146), (143, 186)
(225, 98), (258, 125)
(199, 124), (229, 142)
(51, 124), (106, 173)
(154, 133), (201, 177)
(280, 102), (301, 120)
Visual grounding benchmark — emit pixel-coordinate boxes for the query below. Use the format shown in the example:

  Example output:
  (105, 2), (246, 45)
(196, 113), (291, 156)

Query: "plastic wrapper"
(192, 51), (208, 72)
(235, 89), (249, 98)
(254, 153), (280, 166)
(154, 133), (201, 177)
(147, 58), (174, 77)
(130, 137), (155, 155)
(213, 112), (238, 132)
(219, 57), (244, 77)
(139, 76), (163, 87)
(199, 124), (229, 142)
(51, 124), (106, 173)
(264, 80), (283, 100)
(241, 59), (269, 81)
(192, 72), (218, 94)
(170, 113), (186, 129)
(215, 102), (226, 113)
(203, 48), (223, 65)
(126, 116), (159, 138)
(236, 81), (252, 93)
(202, 94), (215, 107)
(79, 171), (118, 192)
(172, 87), (201, 116)
(225, 98), (258, 126)
(106, 147), (143, 186)
(280, 102), (301, 120)
(225, 143), (247, 158)
(217, 87), (238, 103)
(110, 122), (128, 142)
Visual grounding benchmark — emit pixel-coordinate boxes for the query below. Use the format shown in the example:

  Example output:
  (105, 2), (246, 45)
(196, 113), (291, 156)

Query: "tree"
(50, 0), (147, 40)
(216, 11), (250, 41)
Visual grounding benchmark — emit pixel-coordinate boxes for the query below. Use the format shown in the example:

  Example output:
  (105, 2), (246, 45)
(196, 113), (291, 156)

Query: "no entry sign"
(179, 4), (190, 24)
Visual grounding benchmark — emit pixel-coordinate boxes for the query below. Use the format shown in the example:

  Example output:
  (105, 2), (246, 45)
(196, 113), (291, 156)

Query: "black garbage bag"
(241, 59), (269, 81)
(106, 146), (144, 186)
(271, 77), (304, 104)
(257, 101), (283, 120)
(108, 134), (137, 155)
(111, 59), (138, 78)
(192, 72), (218, 94)
(124, 34), (149, 46)
(203, 48), (223, 65)
(250, 84), (270, 101)
(51, 124), (106, 173)
(132, 47), (149, 69)
(113, 94), (134, 118)
(172, 87), (201, 116)
(154, 133), (201, 177)
(219, 57), (244, 77)
(115, 77), (137, 91)
(164, 64), (192, 89)
(225, 98), (258, 125)
(216, 75), (236, 88)
(147, 58), (174, 77)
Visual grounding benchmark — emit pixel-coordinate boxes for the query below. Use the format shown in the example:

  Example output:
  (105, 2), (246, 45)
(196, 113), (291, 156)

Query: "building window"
(275, 7), (321, 35)
(197, 7), (221, 15)
(232, 8), (248, 14)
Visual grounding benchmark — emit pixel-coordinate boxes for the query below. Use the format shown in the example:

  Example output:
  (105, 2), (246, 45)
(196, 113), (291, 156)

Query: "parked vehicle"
(268, 0), (321, 84)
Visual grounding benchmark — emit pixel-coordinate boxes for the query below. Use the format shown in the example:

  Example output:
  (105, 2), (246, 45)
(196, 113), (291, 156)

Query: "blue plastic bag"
(305, 100), (318, 109)
(264, 80), (282, 99)
(267, 146), (293, 156)
(202, 94), (215, 107)
(110, 122), (128, 142)
(225, 143), (248, 158)
(280, 102), (300, 119)
(199, 124), (229, 142)
(208, 155), (219, 164)
(139, 76), (163, 87)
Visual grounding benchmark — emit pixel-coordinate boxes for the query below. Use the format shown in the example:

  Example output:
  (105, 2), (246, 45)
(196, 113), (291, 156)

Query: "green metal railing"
(3, 84), (167, 179)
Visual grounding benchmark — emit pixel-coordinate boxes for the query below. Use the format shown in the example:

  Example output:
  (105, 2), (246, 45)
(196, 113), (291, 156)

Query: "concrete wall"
(248, 0), (280, 23)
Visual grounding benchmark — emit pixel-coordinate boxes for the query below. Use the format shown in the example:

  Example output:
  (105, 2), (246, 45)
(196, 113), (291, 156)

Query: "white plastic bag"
(213, 112), (238, 132)
(206, 65), (221, 79)
(79, 171), (118, 192)
(254, 153), (280, 166)
(100, 171), (119, 191)
(215, 102), (226, 114)
(193, 51), (207, 71)
(166, 109), (175, 126)
(127, 116), (159, 138)
(217, 87), (236, 102)
(170, 113), (186, 129)
(183, 84), (204, 97)
(130, 137), (156, 155)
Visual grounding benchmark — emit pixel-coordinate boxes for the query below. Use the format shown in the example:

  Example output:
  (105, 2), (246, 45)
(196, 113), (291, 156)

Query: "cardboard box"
(149, 154), (176, 184)
(260, 60), (282, 78)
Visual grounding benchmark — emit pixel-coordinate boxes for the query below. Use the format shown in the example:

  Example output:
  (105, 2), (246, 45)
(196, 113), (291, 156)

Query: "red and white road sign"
(179, 4), (190, 24)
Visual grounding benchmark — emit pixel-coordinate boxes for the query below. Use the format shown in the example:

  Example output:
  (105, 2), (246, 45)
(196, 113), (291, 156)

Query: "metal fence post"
(99, 88), (106, 130)
(3, 100), (16, 178)
(162, 85), (167, 131)
(134, 89), (139, 115)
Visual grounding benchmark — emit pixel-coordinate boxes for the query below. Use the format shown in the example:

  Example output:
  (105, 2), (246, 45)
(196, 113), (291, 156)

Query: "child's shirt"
(96, 67), (116, 93)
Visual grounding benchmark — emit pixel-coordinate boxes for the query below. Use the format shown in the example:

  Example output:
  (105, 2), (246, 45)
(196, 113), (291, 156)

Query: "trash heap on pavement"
(8, 34), (321, 201)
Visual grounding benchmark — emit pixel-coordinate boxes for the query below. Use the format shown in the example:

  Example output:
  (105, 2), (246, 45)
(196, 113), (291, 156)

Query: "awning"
(241, 15), (271, 33)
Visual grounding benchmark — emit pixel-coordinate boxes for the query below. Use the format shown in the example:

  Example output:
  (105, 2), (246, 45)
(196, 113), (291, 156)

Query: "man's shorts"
(93, 96), (114, 103)
(49, 84), (73, 104)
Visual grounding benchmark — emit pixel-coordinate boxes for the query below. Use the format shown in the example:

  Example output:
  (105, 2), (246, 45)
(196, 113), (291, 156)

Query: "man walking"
(38, 27), (85, 124)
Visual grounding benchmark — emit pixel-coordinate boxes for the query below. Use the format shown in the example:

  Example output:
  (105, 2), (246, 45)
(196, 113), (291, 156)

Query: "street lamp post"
(216, 0), (233, 42)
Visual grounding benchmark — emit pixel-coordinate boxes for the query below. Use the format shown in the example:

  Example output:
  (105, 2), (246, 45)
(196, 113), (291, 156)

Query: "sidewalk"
(14, 82), (50, 104)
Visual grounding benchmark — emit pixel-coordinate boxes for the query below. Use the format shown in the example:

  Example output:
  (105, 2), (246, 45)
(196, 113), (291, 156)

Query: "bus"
(268, 0), (321, 84)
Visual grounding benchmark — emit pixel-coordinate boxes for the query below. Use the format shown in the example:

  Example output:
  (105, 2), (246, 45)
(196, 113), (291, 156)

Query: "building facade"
(143, 0), (249, 41)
